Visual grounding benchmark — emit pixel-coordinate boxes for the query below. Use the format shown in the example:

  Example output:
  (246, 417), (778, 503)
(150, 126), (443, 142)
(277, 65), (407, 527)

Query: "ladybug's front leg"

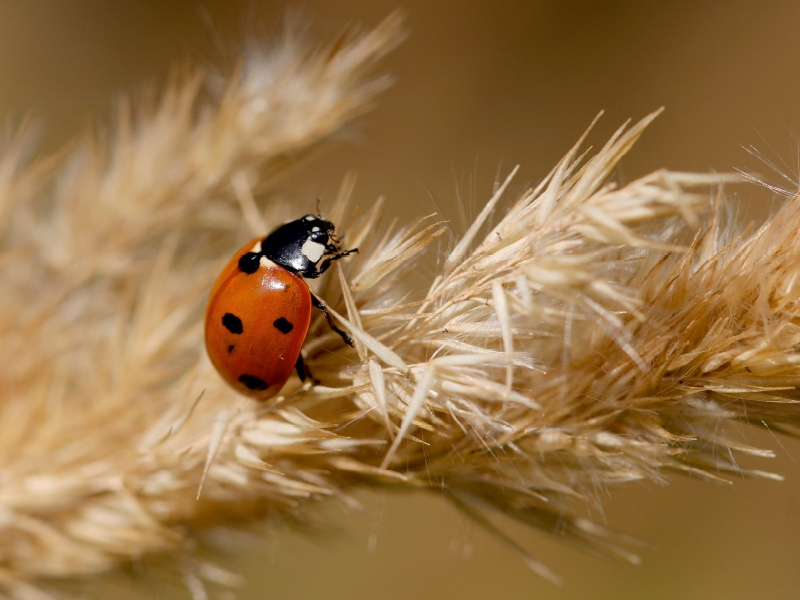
(328, 246), (359, 261)
(322, 243), (358, 262)
(311, 294), (354, 347)
(316, 247), (358, 276)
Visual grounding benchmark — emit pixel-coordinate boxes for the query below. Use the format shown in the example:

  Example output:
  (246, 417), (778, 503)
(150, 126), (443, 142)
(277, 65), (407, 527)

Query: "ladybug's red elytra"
(205, 214), (356, 400)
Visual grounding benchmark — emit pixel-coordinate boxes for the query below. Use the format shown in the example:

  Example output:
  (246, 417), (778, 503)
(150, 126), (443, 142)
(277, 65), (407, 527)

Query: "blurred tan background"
(4, 1), (800, 598)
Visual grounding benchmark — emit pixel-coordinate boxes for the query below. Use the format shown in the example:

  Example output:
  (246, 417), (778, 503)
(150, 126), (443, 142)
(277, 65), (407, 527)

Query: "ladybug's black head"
(261, 214), (343, 278)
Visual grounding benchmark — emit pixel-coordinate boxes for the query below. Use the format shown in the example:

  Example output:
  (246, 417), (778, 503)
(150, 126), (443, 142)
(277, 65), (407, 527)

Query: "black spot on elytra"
(227, 344), (235, 353)
(238, 252), (261, 274)
(273, 317), (293, 334)
(222, 313), (243, 334)
(238, 374), (269, 391)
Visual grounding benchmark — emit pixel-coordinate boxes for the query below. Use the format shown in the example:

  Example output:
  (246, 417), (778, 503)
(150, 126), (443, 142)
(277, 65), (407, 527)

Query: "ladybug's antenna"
(315, 197), (322, 217)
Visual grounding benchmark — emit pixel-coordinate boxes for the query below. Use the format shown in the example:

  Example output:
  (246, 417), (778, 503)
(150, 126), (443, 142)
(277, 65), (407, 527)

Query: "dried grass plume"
(0, 12), (799, 598)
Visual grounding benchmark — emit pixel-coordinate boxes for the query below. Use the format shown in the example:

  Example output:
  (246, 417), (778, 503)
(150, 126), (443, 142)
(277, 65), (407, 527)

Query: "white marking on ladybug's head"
(311, 226), (320, 232)
(301, 238), (326, 263)
(251, 241), (263, 253)
(259, 256), (278, 269)
(305, 215), (316, 221)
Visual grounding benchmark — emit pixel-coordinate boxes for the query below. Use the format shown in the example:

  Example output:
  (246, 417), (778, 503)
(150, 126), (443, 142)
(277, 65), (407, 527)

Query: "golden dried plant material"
(0, 10), (798, 600)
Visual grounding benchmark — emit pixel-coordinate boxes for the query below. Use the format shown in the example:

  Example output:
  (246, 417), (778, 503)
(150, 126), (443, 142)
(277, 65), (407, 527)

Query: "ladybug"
(205, 214), (356, 400)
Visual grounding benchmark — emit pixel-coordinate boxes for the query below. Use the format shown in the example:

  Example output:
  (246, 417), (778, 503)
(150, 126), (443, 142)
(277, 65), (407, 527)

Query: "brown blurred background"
(5, 1), (800, 598)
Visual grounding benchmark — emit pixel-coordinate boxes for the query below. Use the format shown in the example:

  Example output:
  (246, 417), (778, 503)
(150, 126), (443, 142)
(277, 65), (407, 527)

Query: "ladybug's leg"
(325, 246), (359, 261)
(295, 353), (319, 385)
(311, 294), (354, 347)
(295, 353), (308, 382)
(336, 247), (358, 261)
(315, 247), (359, 277)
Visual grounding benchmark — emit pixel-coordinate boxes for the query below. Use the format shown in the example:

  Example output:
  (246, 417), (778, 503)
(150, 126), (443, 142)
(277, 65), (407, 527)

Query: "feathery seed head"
(0, 11), (797, 598)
